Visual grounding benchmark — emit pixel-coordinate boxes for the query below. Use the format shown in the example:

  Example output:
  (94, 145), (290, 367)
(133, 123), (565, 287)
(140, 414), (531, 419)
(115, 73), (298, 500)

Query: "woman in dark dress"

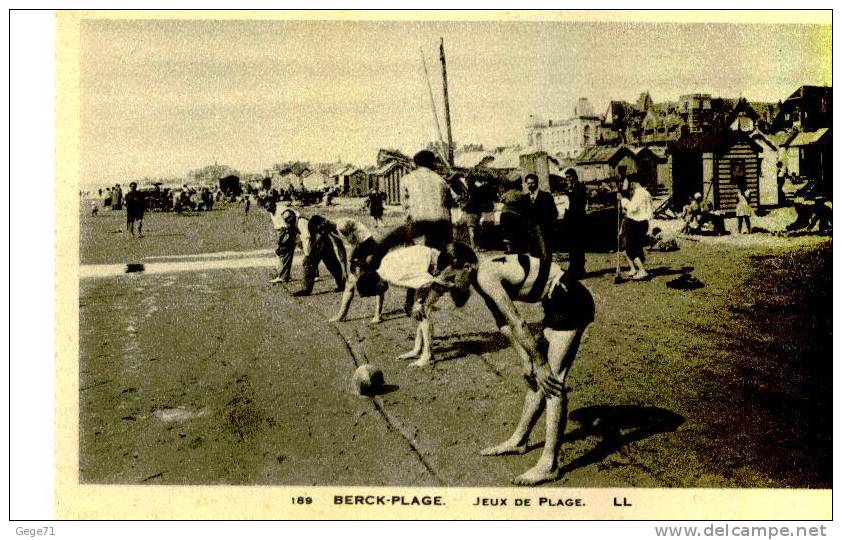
(366, 188), (385, 228)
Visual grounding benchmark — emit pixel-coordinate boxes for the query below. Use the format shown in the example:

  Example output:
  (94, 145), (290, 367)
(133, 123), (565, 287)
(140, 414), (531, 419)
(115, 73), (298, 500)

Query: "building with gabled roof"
(773, 85), (832, 132)
(301, 169), (330, 191)
(330, 165), (369, 196)
(370, 160), (412, 205)
(781, 127), (832, 195)
(632, 146), (670, 190)
(573, 145), (640, 183)
(377, 148), (412, 168)
(454, 151), (494, 169)
(668, 131), (763, 211)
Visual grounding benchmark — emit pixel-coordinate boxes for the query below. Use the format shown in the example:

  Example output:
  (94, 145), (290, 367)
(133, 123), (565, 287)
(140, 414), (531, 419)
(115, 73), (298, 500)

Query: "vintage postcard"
(56, 10), (832, 519)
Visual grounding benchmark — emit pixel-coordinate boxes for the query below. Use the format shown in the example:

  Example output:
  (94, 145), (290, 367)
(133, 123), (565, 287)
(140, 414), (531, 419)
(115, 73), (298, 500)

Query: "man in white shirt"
(399, 150), (455, 315)
(619, 176), (653, 280)
(401, 150), (453, 250)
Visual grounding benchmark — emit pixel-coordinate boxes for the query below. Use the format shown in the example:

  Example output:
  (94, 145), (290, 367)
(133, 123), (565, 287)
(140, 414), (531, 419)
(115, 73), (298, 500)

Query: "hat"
(693, 192), (702, 200)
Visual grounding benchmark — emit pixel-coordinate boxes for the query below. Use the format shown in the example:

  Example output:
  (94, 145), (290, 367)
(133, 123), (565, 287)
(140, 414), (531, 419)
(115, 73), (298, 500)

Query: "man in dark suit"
(524, 173), (557, 260)
(563, 168), (587, 279)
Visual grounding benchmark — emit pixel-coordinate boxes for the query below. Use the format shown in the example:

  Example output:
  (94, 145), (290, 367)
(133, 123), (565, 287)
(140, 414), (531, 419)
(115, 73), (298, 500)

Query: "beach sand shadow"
(554, 404), (685, 476)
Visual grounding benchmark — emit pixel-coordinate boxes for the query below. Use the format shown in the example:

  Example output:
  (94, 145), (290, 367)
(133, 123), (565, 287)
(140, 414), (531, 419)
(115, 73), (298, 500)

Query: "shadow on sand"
(610, 265), (695, 283)
(433, 323), (546, 363)
(554, 405), (685, 476)
(364, 383), (400, 397)
(434, 332), (512, 362)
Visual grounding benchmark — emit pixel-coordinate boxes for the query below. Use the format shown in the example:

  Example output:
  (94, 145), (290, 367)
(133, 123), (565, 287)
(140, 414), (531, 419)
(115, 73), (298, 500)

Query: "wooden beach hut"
(668, 131), (763, 211)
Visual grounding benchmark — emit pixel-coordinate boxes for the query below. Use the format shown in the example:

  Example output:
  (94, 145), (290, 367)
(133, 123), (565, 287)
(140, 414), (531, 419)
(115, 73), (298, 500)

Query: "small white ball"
(352, 364), (385, 396)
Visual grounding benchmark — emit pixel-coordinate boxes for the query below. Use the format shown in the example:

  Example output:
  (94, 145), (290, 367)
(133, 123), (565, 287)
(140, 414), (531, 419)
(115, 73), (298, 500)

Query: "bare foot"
(397, 349), (420, 360)
(512, 461), (560, 486)
(369, 317), (383, 325)
(410, 355), (433, 367)
(480, 441), (527, 456)
(328, 315), (343, 323)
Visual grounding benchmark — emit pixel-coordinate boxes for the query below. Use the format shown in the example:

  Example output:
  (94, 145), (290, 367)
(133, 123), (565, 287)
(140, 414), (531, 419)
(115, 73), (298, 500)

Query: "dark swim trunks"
(475, 272), (594, 332)
(350, 237), (377, 275)
(541, 279), (595, 331)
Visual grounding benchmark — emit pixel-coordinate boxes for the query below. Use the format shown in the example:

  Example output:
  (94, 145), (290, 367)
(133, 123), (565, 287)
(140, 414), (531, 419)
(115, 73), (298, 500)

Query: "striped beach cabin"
(668, 131), (763, 212)
(371, 160), (412, 205)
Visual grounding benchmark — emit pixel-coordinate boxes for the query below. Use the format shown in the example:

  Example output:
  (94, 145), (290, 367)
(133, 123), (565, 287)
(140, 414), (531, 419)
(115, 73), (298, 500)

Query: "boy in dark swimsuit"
(452, 253), (594, 485)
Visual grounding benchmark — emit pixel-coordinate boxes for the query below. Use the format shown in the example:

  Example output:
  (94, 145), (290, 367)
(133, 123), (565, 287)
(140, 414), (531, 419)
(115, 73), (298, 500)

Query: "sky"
(79, 18), (832, 185)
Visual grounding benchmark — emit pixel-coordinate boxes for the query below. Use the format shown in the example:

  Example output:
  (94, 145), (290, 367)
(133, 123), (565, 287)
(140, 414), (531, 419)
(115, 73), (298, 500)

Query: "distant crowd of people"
(250, 183), (344, 214)
(172, 185), (218, 213)
(97, 184), (124, 211)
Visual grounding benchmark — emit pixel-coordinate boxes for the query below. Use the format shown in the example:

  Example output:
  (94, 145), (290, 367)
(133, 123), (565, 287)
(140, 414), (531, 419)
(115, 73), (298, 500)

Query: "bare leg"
(513, 328), (582, 486)
(397, 323), (423, 360)
(499, 325), (534, 381)
(633, 257), (647, 276)
(370, 292), (384, 324)
(330, 286), (354, 322)
(410, 318), (433, 367)
(481, 325), (544, 456)
(481, 390), (544, 456)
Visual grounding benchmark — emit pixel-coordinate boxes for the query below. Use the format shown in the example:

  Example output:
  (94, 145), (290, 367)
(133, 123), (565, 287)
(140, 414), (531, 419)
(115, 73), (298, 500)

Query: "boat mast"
(440, 38), (454, 167)
(420, 48), (446, 159)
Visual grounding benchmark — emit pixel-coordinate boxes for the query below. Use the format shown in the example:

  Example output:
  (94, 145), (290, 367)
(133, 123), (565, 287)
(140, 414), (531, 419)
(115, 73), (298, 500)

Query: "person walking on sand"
(365, 188), (385, 228)
(111, 183), (123, 211)
(124, 182), (145, 237)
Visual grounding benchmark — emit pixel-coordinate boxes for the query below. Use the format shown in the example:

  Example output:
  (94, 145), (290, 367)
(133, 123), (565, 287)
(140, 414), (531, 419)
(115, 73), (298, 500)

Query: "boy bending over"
(446, 253), (595, 485)
(356, 242), (476, 367)
(329, 217), (385, 324)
